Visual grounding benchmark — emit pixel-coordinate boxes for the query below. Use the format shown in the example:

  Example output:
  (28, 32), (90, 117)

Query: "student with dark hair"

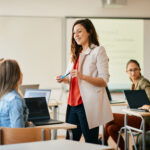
(56, 19), (113, 144)
(103, 59), (150, 150)
(0, 59), (28, 128)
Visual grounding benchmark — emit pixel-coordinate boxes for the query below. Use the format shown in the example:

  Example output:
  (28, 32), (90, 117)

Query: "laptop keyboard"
(130, 108), (149, 112)
(33, 119), (63, 126)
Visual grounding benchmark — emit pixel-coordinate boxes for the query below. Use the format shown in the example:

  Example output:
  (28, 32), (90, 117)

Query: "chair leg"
(128, 128), (137, 150)
(41, 129), (45, 141)
(116, 127), (125, 150)
(0, 128), (1, 145)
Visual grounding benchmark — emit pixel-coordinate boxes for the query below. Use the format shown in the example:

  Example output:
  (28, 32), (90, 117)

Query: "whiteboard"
(0, 16), (63, 89)
(66, 18), (148, 90)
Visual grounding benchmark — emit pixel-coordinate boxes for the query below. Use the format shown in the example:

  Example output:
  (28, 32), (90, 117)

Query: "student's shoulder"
(139, 76), (150, 88)
(4, 90), (23, 103)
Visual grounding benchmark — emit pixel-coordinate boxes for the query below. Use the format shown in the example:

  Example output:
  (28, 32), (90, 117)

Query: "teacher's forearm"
(81, 75), (107, 87)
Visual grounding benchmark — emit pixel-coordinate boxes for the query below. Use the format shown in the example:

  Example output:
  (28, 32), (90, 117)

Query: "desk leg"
(68, 129), (73, 140)
(102, 125), (104, 145)
(124, 113), (129, 150)
(142, 119), (145, 150)
(52, 106), (58, 139)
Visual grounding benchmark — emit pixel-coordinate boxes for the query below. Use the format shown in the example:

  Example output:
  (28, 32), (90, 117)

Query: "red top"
(67, 57), (83, 106)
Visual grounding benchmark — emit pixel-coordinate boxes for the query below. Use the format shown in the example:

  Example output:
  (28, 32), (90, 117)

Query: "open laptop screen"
(25, 97), (50, 121)
(24, 89), (51, 104)
(124, 90), (150, 108)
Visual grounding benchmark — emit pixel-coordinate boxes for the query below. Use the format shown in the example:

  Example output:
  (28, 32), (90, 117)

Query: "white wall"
(144, 20), (150, 80)
(0, 17), (63, 89)
(0, 0), (150, 17)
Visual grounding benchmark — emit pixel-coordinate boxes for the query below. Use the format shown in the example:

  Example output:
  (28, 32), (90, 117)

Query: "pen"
(60, 72), (70, 79)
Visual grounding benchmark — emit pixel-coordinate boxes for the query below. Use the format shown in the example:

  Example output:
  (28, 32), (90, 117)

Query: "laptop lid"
(25, 97), (50, 121)
(106, 86), (112, 101)
(106, 87), (126, 104)
(124, 90), (150, 108)
(19, 84), (39, 95)
(24, 89), (51, 104)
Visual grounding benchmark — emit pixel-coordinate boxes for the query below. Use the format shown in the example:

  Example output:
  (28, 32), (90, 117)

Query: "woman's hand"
(70, 69), (83, 79)
(56, 75), (69, 84)
(70, 69), (106, 87)
(139, 105), (150, 111)
(56, 75), (64, 83)
(27, 121), (35, 127)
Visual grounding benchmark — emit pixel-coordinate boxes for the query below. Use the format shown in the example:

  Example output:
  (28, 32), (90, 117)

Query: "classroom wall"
(0, 0), (150, 86)
(0, 0), (150, 17)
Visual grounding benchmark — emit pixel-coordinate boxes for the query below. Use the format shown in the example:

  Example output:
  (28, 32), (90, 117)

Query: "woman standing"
(0, 59), (28, 128)
(57, 19), (113, 144)
(104, 59), (150, 150)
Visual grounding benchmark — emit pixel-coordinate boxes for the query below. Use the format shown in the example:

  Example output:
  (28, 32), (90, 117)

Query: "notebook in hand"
(124, 90), (150, 112)
(25, 97), (63, 126)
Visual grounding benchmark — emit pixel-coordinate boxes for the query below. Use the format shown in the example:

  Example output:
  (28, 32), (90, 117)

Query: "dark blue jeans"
(66, 104), (99, 144)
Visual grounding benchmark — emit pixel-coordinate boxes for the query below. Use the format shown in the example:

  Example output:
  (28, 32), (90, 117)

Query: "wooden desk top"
(123, 109), (150, 117)
(35, 122), (77, 130)
(111, 102), (128, 106)
(48, 100), (62, 107)
(0, 139), (114, 150)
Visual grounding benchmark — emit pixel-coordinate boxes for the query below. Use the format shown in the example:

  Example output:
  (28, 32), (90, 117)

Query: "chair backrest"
(0, 127), (51, 145)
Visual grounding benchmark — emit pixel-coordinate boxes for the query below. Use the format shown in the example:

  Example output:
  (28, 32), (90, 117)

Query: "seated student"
(136, 104), (150, 150)
(103, 59), (150, 150)
(0, 59), (28, 128)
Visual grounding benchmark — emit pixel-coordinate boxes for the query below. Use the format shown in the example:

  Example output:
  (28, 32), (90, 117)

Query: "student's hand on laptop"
(139, 105), (150, 111)
(27, 121), (35, 127)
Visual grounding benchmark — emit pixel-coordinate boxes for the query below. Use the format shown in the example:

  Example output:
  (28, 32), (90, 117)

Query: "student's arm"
(139, 105), (150, 111)
(9, 98), (25, 128)
(145, 86), (150, 101)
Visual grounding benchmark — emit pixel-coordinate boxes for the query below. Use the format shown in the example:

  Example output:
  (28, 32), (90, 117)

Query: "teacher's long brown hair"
(70, 19), (99, 63)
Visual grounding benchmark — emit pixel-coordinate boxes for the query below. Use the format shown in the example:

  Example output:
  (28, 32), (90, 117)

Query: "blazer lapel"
(78, 48), (91, 72)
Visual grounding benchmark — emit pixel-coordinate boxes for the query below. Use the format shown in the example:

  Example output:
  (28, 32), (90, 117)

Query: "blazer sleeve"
(96, 46), (110, 83)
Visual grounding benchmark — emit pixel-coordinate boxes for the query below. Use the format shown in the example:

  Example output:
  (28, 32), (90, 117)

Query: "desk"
(110, 102), (128, 107)
(0, 139), (114, 150)
(48, 100), (62, 139)
(122, 109), (150, 150)
(48, 100), (62, 120)
(36, 123), (77, 140)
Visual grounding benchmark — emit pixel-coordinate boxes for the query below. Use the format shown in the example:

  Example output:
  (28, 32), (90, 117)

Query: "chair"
(0, 127), (51, 145)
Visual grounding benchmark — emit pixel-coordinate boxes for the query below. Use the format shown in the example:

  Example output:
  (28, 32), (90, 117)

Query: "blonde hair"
(0, 59), (21, 99)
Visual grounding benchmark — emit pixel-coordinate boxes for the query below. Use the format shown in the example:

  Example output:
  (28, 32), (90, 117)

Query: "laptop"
(25, 97), (63, 126)
(124, 90), (150, 112)
(106, 87), (126, 104)
(19, 84), (39, 95)
(24, 89), (51, 104)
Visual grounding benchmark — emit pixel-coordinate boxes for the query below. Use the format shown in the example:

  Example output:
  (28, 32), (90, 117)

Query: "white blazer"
(66, 44), (113, 129)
